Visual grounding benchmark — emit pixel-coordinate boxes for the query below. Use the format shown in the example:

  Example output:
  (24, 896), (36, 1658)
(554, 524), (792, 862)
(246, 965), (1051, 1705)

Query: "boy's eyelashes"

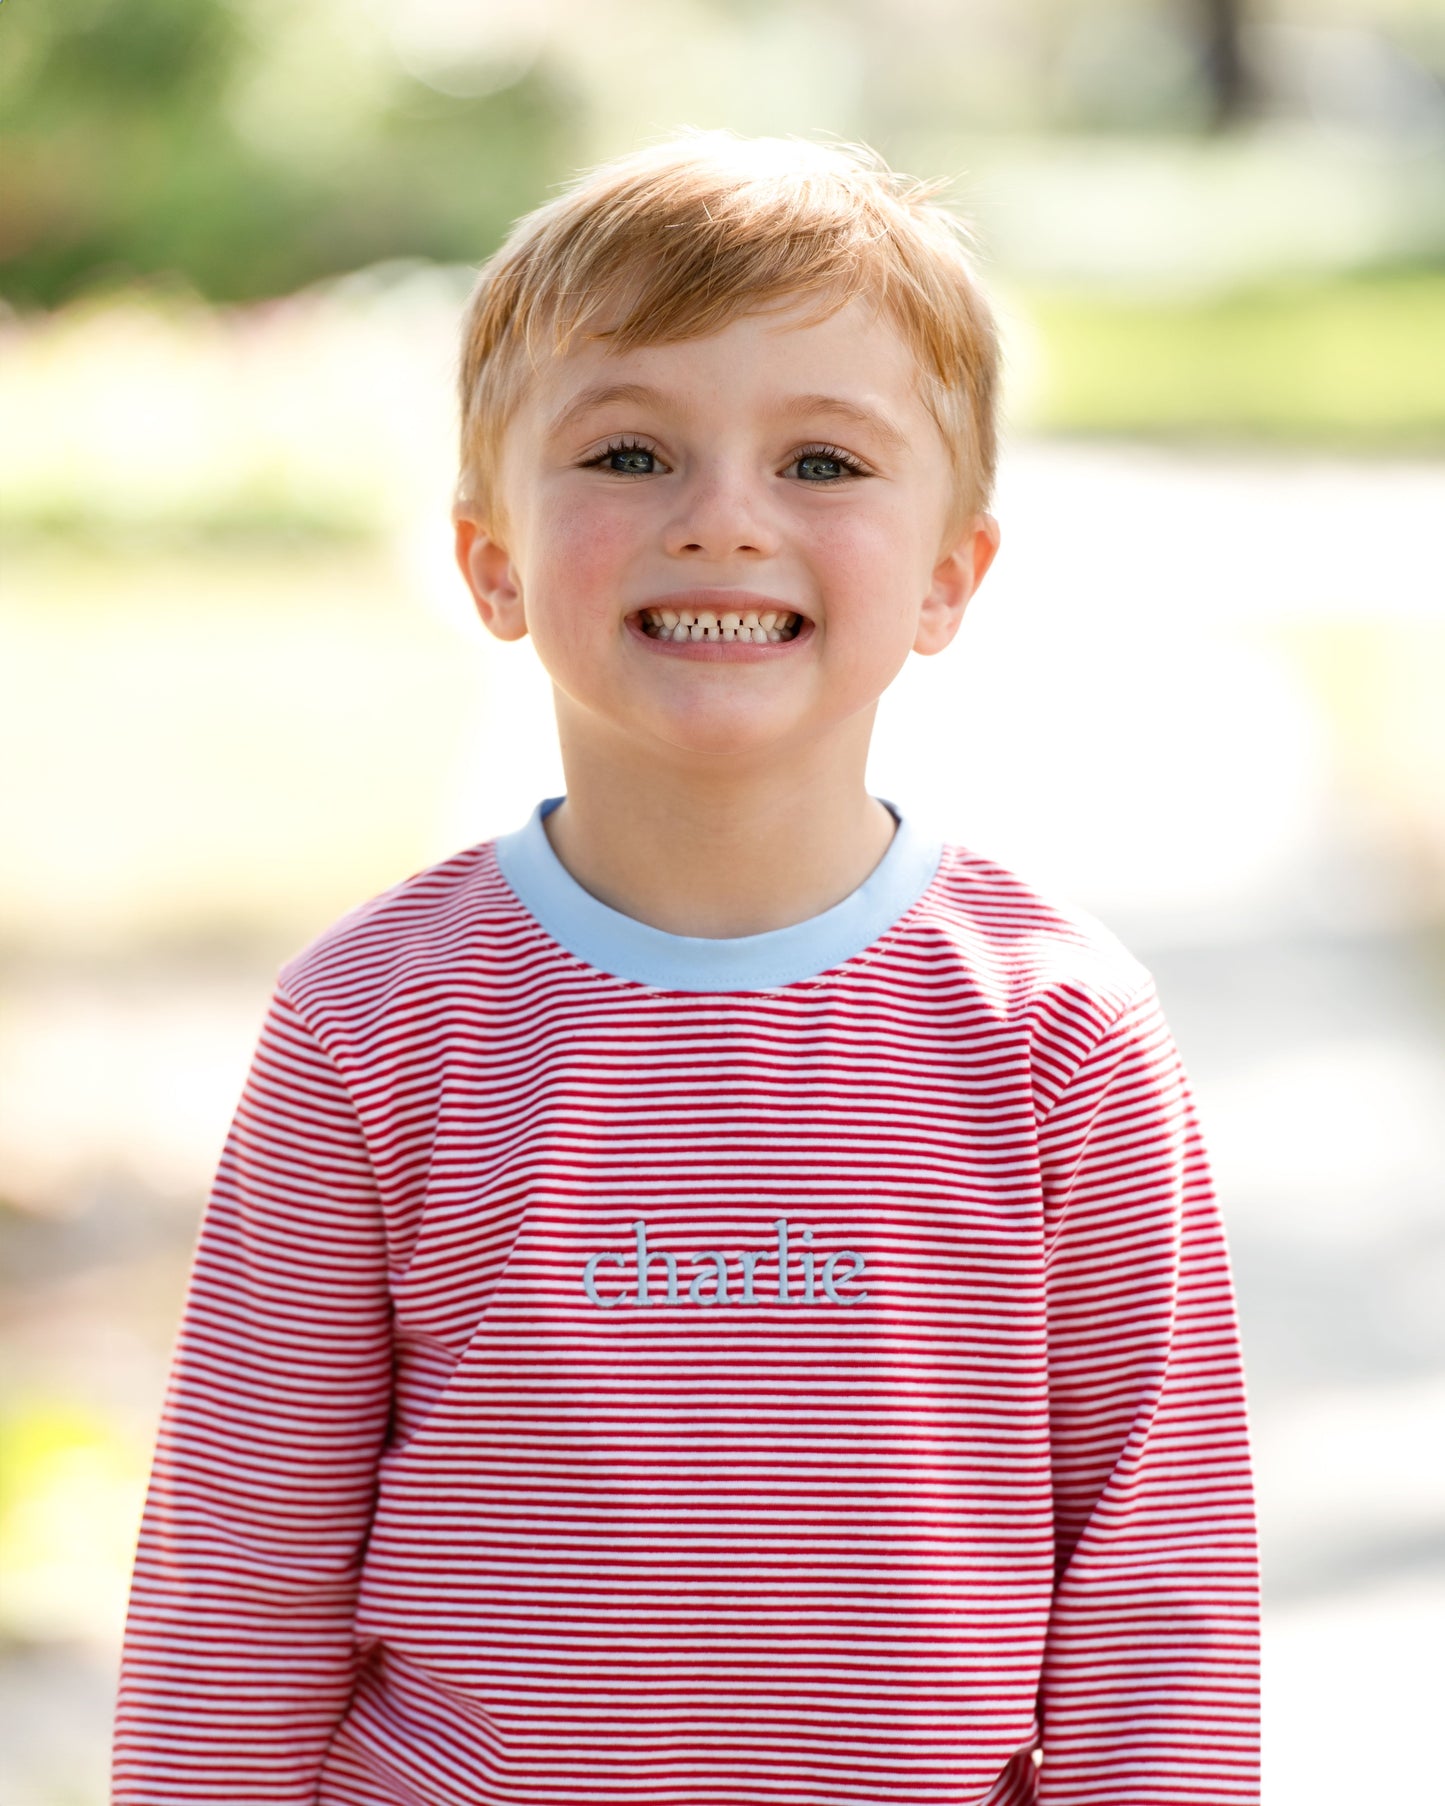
(577, 437), (871, 482)
(581, 437), (659, 477)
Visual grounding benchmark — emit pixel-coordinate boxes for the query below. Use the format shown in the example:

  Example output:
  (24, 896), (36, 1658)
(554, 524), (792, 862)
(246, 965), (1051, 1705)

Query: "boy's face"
(455, 293), (999, 772)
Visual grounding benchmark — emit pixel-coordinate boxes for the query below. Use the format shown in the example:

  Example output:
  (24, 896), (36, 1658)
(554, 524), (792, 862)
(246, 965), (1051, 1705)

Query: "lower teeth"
(643, 621), (797, 642)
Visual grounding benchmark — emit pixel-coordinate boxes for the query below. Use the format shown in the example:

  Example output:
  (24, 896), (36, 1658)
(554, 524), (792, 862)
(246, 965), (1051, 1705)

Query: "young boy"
(112, 130), (1261, 1803)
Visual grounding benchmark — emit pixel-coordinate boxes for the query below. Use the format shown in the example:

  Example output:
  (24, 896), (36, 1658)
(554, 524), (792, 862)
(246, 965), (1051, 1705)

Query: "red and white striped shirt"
(113, 795), (1261, 1804)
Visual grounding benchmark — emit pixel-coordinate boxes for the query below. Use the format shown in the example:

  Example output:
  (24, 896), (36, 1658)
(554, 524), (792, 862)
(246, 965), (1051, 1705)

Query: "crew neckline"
(492, 795), (944, 993)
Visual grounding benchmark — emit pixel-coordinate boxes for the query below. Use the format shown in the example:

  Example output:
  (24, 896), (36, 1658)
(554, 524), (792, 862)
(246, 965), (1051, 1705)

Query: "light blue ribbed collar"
(492, 795), (944, 993)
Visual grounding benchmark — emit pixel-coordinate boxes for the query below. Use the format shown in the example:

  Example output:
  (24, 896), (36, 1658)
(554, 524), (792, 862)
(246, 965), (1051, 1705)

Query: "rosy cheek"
(547, 496), (637, 577)
(532, 500), (641, 661)
(801, 509), (891, 570)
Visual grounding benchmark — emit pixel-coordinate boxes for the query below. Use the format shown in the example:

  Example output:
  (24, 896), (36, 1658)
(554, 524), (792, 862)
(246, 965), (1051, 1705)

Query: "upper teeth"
(640, 607), (802, 642)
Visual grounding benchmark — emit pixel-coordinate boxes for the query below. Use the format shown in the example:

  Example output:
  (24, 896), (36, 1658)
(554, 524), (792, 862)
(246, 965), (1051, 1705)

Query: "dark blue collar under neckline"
(492, 795), (944, 993)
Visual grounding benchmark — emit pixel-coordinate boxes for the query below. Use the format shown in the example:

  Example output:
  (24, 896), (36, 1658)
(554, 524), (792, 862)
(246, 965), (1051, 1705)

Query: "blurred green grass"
(1020, 266), (1445, 447)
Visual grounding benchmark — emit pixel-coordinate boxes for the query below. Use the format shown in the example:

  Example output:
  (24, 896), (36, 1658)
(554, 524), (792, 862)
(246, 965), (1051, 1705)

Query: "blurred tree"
(0, 0), (577, 306)
(1194, 0), (1254, 128)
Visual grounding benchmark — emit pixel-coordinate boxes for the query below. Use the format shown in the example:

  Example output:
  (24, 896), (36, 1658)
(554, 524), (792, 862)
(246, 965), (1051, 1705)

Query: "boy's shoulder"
(275, 836), (508, 1030)
(923, 837), (1156, 1026)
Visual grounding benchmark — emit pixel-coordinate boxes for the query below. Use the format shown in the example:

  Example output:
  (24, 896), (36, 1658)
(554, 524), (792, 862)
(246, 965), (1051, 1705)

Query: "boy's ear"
(453, 511), (529, 642)
(914, 512), (1001, 656)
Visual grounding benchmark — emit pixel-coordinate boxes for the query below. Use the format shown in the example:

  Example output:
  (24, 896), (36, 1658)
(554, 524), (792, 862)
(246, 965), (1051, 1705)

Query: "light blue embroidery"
(582, 1217), (869, 1308)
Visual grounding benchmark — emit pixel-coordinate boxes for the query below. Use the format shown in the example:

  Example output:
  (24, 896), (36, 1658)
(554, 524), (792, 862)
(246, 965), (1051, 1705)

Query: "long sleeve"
(1035, 978), (1260, 1802)
(112, 984), (394, 1803)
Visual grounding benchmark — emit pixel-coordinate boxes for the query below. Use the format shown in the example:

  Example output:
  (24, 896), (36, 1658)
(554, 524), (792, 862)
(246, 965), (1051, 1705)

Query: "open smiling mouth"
(636, 606), (806, 643)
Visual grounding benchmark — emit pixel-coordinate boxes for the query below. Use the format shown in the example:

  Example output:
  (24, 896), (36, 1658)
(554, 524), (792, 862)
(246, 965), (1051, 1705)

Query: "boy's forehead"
(523, 296), (929, 438)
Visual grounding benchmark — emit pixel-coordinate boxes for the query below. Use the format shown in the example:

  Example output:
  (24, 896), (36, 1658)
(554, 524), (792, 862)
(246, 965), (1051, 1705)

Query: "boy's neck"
(541, 756), (899, 941)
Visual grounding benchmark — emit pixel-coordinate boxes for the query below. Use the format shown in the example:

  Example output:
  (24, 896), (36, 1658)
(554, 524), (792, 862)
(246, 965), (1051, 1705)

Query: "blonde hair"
(456, 129), (1001, 544)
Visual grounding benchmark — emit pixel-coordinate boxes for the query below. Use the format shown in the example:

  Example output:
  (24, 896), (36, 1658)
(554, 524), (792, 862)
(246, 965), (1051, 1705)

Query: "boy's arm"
(112, 983), (393, 1803)
(1035, 978), (1261, 1804)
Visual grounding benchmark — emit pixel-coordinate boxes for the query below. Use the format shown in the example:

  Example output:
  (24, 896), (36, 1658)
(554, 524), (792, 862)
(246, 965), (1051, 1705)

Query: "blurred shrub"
(0, 267), (465, 545)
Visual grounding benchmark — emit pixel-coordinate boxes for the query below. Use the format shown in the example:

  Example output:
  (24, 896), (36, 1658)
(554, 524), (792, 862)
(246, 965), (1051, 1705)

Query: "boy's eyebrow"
(546, 382), (909, 452)
(547, 383), (668, 438)
(780, 393), (909, 453)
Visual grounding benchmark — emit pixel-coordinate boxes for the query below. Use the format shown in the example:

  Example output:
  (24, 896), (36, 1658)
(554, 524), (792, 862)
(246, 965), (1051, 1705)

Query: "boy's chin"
(627, 703), (814, 764)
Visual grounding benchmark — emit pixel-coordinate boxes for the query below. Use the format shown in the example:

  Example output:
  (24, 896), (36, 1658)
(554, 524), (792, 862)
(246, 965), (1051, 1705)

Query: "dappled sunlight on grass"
(0, 1397), (148, 1648)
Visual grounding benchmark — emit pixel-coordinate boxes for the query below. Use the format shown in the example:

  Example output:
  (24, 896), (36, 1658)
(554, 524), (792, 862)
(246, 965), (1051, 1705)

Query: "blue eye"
(794, 445), (866, 482)
(797, 453), (844, 481)
(586, 440), (657, 475)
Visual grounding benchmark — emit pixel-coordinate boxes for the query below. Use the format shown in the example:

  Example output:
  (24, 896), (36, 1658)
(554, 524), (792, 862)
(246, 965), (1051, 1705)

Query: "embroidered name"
(582, 1216), (869, 1309)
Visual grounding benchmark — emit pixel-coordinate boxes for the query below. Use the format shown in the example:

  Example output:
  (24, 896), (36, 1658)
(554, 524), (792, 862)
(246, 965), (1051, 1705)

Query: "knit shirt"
(113, 794), (1262, 1805)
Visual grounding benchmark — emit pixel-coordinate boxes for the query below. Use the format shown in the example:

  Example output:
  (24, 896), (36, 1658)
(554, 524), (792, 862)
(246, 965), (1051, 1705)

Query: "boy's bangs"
(576, 269), (858, 359)
(536, 227), (886, 367)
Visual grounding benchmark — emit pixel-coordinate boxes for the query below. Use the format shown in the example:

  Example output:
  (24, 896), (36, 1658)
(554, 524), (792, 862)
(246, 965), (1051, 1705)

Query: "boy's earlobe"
(453, 514), (528, 642)
(915, 513), (1001, 657)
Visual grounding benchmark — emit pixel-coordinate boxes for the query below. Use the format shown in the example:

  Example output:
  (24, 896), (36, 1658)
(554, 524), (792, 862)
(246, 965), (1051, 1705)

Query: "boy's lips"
(624, 589), (816, 660)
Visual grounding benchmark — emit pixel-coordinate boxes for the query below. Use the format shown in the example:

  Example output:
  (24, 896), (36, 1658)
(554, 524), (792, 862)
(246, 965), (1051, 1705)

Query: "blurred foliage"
(0, 0), (578, 307)
(1025, 265), (1445, 445)
(7, 0), (1445, 310)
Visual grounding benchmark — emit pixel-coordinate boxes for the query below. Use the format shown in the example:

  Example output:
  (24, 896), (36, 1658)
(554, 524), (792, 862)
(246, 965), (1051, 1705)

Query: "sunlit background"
(2, 1), (1443, 1798)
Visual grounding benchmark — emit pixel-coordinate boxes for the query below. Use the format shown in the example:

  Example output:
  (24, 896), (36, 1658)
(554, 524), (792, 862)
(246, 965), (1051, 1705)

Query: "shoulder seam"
(1034, 973), (1158, 1138)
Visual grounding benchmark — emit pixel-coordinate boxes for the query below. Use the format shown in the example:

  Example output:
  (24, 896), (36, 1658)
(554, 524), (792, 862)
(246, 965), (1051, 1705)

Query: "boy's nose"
(663, 470), (779, 560)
